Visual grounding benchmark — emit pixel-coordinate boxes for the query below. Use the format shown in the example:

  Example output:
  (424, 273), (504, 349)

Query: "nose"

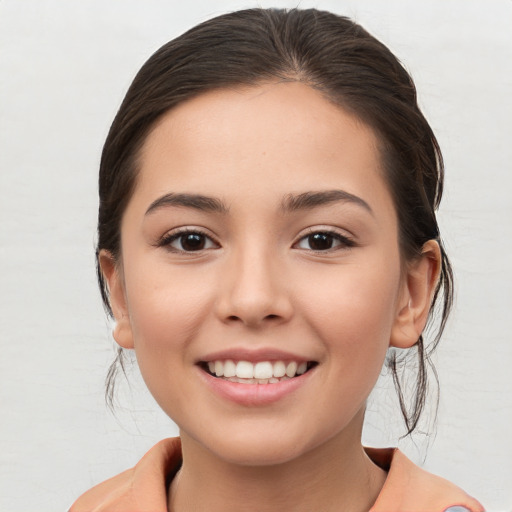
(214, 246), (294, 328)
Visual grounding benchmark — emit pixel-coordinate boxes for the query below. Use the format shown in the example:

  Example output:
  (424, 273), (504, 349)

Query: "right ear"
(98, 250), (134, 349)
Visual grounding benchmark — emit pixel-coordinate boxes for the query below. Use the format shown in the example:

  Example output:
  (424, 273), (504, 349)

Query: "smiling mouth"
(199, 359), (318, 384)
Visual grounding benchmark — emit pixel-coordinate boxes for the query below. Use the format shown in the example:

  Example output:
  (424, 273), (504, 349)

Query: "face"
(104, 82), (425, 466)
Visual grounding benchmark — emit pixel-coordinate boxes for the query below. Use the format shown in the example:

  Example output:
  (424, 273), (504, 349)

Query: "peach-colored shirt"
(69, 437), (484, 512)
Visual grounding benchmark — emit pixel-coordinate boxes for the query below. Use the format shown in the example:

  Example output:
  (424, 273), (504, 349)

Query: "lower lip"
(198, 367), (314, 406)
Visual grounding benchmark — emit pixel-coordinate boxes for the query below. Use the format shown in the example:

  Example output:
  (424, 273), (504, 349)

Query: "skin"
(101, 81), (440, 512)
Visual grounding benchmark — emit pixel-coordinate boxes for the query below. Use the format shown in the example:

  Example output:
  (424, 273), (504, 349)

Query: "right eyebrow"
(145, 193), (229, 216)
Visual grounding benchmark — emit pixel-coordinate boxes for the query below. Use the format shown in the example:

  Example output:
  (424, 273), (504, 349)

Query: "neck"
(168, 414), (386, 512)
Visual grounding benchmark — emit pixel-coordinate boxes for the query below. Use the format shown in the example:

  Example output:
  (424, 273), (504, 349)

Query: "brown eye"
(160, 230), (218, 252)
(307, 233), (335, 251)
(296, 231), (355, 251)
(179, 233), (206, 251)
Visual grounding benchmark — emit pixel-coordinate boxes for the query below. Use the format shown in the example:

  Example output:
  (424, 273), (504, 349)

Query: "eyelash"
(157, 228), (218, 253)
(157, 228), (356, 253)
(294, 229), (356, 252)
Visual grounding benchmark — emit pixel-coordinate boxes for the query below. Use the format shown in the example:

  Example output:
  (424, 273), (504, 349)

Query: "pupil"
(309, 233), (333, 251)
(182, 233), (204, 251)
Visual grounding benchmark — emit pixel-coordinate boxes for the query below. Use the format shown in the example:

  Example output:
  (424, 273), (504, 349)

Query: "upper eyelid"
(295, 226), (355, 240)
(293, 228), (357, 250)
(157, 227), (219, 246)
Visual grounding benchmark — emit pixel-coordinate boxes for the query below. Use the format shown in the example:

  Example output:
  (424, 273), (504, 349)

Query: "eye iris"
(308, 233), (334, 250)
(181, 233), (205, 251)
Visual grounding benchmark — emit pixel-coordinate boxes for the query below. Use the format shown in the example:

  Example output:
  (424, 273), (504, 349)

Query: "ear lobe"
(390, 240), (441, 349)
(98, 250), (134, 349)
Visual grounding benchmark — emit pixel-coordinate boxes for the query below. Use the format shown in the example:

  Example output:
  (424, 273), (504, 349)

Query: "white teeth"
(223, 359), (236, 378)
(285, 361), (298, 378)
(236, 361), (254, 379)
(272, 361), (286, 378)
(214, 360), (224, 377)
(206, 359), (312, 381)
(254, 361), (273, 379)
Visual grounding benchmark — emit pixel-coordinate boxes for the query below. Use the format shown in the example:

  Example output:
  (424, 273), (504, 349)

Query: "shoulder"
(69, 440), (484, 512)
(69, 437), (181, 512)
(367, 447), (485, 512)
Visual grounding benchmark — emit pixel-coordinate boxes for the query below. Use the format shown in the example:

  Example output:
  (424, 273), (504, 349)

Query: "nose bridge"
(217, 236), (292, 326)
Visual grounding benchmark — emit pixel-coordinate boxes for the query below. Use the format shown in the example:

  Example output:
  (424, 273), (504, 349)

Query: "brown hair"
(97, 8), (453, 436)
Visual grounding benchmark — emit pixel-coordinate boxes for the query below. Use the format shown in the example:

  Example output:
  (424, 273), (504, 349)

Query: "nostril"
(226, 313), (280, 323)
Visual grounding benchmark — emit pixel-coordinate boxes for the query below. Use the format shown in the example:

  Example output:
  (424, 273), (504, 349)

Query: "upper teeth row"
(207, 360), (307, 379)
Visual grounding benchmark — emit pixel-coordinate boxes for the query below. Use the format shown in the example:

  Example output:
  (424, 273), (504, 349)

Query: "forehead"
(134, 81), (393, 218)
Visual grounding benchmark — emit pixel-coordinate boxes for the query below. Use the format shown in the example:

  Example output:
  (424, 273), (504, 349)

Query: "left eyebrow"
(281, 190), (374, 216)
(145, 193), (229, 216)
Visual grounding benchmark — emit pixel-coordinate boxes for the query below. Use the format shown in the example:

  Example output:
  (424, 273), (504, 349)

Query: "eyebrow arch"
(281, 189), (374, 215)
(145, 193), (229, 215)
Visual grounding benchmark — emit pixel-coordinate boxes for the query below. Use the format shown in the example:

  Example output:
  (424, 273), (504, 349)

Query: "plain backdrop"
(0, 1), (511, 511)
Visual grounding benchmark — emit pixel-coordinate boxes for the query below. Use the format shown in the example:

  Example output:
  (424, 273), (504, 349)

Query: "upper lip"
(196, 347), (316, 364)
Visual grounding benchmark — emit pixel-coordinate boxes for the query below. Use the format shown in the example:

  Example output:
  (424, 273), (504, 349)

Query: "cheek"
(300, 257), (401, 357)
(121, 265), (218, 412)
(123, 263), (215, 357)
(299, 259), (401, 421)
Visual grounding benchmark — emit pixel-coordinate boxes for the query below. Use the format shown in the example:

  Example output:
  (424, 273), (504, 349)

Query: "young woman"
(70, 8), (484, 512)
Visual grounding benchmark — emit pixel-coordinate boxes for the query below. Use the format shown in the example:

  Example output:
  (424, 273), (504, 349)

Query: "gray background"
(0, 1), (511, 510)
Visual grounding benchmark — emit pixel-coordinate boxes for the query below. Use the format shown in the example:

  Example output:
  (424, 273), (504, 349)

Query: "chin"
(213, 436), (308, 467)
(187, 420), (338, 468)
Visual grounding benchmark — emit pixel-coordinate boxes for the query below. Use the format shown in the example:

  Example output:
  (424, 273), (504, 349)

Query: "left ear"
(390, 240), (442, 349)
